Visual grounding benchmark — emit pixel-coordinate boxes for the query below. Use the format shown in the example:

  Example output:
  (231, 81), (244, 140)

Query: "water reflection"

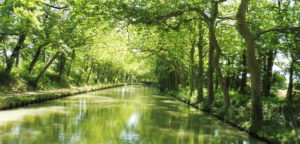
(0, 85), (265, 144)
(120, 112), (141, 143)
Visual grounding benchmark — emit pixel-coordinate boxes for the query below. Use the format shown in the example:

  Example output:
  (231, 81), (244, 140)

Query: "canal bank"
(0, 84), (125, 110)
(169, 96), (273, 144)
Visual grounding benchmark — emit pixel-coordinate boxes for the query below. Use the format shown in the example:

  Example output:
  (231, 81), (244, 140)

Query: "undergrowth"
(165, 86), (300, 144)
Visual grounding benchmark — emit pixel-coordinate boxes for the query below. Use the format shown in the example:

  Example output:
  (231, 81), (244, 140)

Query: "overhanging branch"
(123, 4), (209, 25)
(255, 26), (300, 39)
(37, 1), (68, 10)
(0, 32), (19, 36)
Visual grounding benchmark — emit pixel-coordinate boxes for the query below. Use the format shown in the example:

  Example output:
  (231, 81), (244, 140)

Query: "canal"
(0, 85), (264, 144)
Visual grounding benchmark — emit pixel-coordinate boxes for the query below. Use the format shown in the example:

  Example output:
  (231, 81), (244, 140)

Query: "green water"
(0, 85), (264, 144)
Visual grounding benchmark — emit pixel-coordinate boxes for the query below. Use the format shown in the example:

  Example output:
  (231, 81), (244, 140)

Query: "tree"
(236, 0), (299, 121)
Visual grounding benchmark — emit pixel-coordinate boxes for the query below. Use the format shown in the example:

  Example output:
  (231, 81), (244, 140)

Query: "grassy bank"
(165, 87), (299, 144)
(0, 84), (125, 110)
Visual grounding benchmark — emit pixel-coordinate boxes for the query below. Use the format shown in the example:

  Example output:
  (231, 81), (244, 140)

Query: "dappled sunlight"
(161, 100), (180, 105)
(166, 110), (189, 118)
(152, 95), (173, 99)
(0, 86), (264, 143)
(0, 106), (66, 126)
(0, 0), (298, 143)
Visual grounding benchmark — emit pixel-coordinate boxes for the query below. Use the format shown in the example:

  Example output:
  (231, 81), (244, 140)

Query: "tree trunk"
(207, 31), (215, 104)
(240, 51), (247, 93)
(15, 50), (20, 67)
(262, 50), (275, 97)
(33, 51), (60, 87)
(197, 21), (204, 102)
(180, 52), (187, 88)
(215, 72), (219, 90)
(205, 0), (221, 105)
(43, 49), (47, 64)
(174, 68), (179, 91)
(5, 34), (26, 73)
(226, 57), (231, 89)
(175, 61), (186, 88)
(237, 0), (263, 120)
(181, 62), (186, 88)
(209, 26), (230, 109)
(67, 50), (76, 76)
(190, 41), (195, 96)
(77, 71), (83, 86)
(59, 54), (66, 81)
(87, 60), (94, 83)
(29, 42), (49, 73)
(287, 60), (294, 101)
(96, 64), (101, 83)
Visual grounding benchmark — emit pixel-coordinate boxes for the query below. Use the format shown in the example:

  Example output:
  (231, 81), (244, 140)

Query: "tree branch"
(217, 16), (237, 21)
(163, 17), (201, 31)
(37, 1), (68, 10)
(129, 10), (186, 25)
(255, 26), (300, 39)
(0, 32), (19, 36)
(123, 4), (209, 25)
(187, 7), (210, 22)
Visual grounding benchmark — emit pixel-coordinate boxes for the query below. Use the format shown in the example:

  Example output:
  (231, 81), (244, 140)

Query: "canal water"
(0, 85), (264, 144)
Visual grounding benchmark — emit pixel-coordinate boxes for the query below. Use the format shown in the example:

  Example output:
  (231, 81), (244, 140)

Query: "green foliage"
(295, 82), (300, 90)
(175, 86), (191, 101)
(168, 88), (300, 144)
(0, 0), (299, 143)
(272, 72), (287, 90)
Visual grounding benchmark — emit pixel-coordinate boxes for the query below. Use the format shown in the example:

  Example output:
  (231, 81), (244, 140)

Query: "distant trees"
(0, 0), (150, 88)
(107, 0), (299, 122)
(0, 0), (299, 123)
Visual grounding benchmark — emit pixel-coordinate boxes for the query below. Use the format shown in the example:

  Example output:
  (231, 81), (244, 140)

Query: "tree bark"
(240, 51), (247, 93)
(5, 34), (26, 73)
(262, 50), (275, 97)
(206, 0), (222, 105)
(207, 32), (215, 104)
(15, 50), (20, 67)
(181, 62), (186, 88)
(190, 41), (195, 96)
(237, 0), (263, 120)
(29, 42), (50, 73)
(287, 60), (294, 101)
(174, 68), (179, 91)
(215, 72), (219, 90)
(33, 51), (60, 87)
(197, 21), (204, 102)
(43, 49), (47, 64)
(226, 57), (231, 89)
(209, 26), (231, 109)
